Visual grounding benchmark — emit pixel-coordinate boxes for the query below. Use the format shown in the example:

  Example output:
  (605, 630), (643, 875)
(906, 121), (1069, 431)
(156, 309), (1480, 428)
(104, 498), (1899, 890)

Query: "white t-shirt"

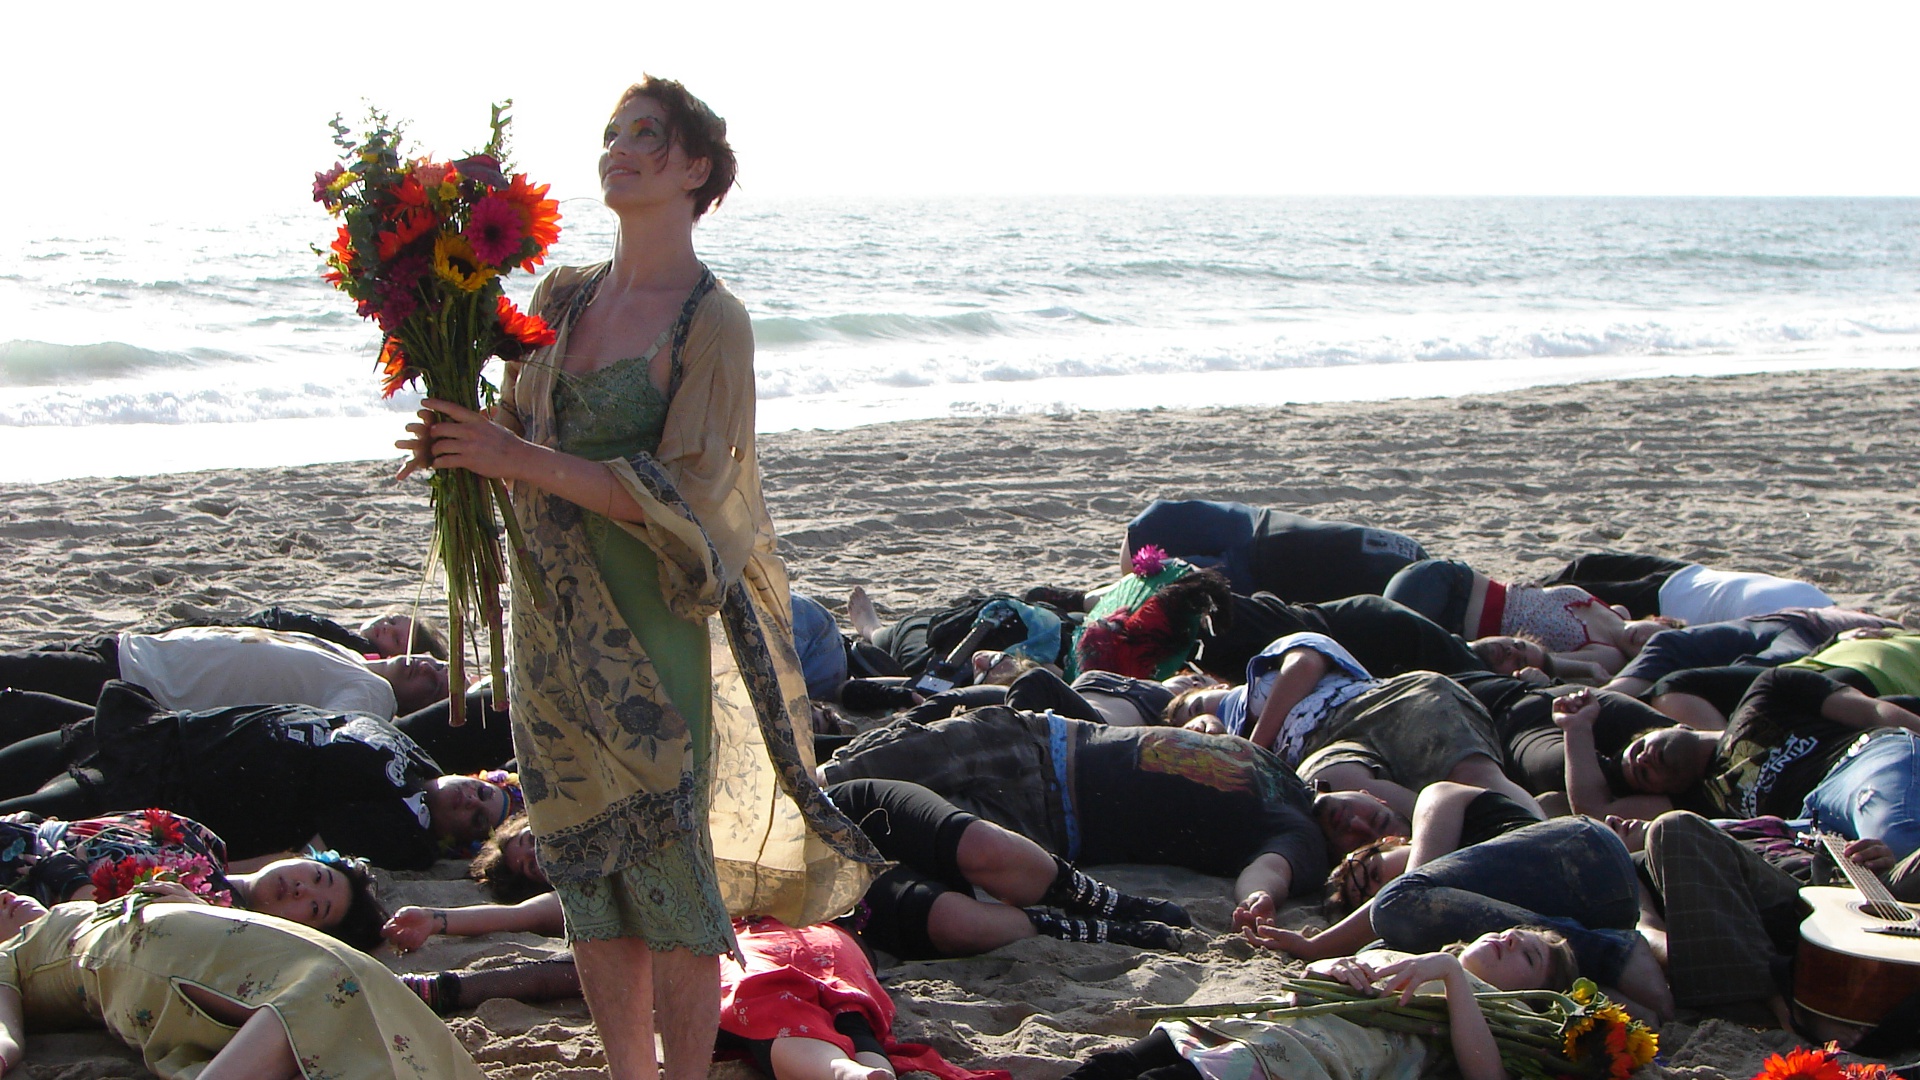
(1658, 564), (1835, 626)
(116, 626), (397, 717)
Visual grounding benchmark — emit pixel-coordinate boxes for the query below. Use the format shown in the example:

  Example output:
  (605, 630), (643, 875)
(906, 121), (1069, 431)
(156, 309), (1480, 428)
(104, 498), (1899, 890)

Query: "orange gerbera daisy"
(498, 174), (561, 271)
(377, 209), (438, 262)
(1755, 1045), (1846, 1080)
(377, 338), (415, 398)
(495, 295), (557, 349)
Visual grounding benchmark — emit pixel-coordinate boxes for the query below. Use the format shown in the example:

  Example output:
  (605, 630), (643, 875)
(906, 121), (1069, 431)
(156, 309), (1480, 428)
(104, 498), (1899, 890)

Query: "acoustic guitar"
(1793, 832), (1920, 1027)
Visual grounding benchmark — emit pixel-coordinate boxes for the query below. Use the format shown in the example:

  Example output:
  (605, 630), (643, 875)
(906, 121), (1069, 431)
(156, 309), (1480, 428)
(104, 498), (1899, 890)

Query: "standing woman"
(401, 77), (881, 1080)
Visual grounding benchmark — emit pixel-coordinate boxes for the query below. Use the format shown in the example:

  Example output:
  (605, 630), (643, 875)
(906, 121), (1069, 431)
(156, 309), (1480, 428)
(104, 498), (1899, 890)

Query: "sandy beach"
(2, 366), (1916, 1079)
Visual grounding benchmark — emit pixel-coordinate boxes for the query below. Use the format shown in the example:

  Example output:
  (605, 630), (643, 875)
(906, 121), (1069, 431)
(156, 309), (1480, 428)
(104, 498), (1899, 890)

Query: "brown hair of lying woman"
(469, 812), (549, 903)
(1323, 834), (1410, 917)
(1445, 927), (1579, 992)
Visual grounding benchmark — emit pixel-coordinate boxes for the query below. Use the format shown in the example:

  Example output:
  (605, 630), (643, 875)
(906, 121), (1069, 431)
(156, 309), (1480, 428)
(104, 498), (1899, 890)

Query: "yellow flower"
(1625, 1025), (1657, 1066)
(432, 233), (497, 292)
(327, 171), (358, 195)
(1562, 1015), (1596, 1058)
(1568, 979), (1598, 1006)
(437, 180), (460, 203)
(1594, 1004), (1630, 1026)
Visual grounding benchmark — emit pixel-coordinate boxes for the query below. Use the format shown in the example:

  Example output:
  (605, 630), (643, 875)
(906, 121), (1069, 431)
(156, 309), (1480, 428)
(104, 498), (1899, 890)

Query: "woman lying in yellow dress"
(0, 883), (481, 1079)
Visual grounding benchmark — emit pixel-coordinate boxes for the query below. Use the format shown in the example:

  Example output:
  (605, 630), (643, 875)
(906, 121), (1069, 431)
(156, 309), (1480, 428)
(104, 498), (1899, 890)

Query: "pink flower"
(312, 164), (346, 206)
(1132, 544), (1169, 578)
(463, 195), (526, 267)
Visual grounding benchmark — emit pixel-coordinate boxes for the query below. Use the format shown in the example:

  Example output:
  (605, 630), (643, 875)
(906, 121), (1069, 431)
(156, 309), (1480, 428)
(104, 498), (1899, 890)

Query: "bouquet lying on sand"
(314, 103), (562, 701)
(1140, 975), (1658, 1080)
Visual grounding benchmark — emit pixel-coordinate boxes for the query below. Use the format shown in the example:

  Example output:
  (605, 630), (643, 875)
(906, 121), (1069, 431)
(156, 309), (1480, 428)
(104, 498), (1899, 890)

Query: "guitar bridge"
(1865, 925), (1920, 939)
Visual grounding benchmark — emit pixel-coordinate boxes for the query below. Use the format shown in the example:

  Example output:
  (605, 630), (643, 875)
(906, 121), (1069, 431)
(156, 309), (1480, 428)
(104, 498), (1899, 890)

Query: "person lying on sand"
(1538, 550), (1836, 624)
(386, 917), (1010, 1080)
(1065, 930), (1580, 1080)
(161, 604), (448, 660)
(1163, 632), (1543, 821)
(1383, 558), (1678, 678)
(394, 781), (1189, 961)
(1251, 811), (1675, 1023)
(815, 706), (1416, 934)
(0, 884), (484, 1079)
(1558, 677), (1920, 875)
(0, 623), (449, 718)
(1600, 605), (1898, 700)
(0, 680), (515, 869)
(1119, 499), (1432, 603)
(0, 808), (387, 949)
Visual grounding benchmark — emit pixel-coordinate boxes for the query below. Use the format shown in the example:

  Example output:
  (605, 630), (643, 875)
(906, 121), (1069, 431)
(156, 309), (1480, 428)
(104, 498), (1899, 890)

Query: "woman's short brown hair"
(469, 811), (549, 903)
(616, 76), (738, 220)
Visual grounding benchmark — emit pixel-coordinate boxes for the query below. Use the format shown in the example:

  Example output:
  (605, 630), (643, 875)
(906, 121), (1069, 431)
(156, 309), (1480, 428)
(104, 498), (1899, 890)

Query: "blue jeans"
(1381, 559), (1477, 637)
(1801, 729), (1920, 861)
(1371, 817), (1641, 983)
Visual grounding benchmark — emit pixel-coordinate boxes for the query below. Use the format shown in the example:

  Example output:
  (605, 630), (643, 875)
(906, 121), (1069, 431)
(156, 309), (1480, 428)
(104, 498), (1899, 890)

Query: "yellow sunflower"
(433, 233), (497, 292)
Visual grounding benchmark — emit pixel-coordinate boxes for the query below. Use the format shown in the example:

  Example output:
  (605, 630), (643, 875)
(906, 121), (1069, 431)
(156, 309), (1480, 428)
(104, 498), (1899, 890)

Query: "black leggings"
(0, 635), (120, 705)
(1539, 553), (1692, 619)
(828, 778), (980, 960)
(1063, 1029), (1201, 1080)
(901, 668), (1106, 726)
(0, 688), (94, 747)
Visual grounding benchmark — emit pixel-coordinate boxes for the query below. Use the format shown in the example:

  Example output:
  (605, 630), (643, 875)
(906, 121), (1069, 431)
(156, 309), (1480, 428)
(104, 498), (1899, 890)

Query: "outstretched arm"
(382, 893), (564, 951)
(1248, 898), (1379, 959)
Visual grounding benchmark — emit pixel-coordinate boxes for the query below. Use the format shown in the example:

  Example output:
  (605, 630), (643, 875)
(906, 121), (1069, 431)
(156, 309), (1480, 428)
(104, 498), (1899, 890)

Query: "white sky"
(8, 0), (1917, 224)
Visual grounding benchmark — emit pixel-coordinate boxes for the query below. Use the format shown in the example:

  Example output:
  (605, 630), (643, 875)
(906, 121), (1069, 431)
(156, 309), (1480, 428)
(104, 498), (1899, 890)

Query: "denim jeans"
(1381, 559), (1478, 637)
(1802, 729), (1920, 861)
(1371, 817), (1641, 983)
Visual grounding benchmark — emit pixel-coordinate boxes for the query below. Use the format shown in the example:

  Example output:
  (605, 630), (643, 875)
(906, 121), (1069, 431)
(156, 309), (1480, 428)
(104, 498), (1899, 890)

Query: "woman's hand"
(1371, 952), (1468, 1004)
(132, 880), (209, 906)
(382, 906), (445, 952)
(1307, 955), (1381, 995)
(1246, 925), (1337, 958)
(396, 398), (533, 482)
(1183, 715), (1226, 735)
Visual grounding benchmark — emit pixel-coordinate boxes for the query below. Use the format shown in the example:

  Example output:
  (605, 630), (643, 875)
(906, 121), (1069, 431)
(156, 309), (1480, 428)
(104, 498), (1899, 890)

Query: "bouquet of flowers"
(315, 102), (562, 700)
(1139, 975), (1658, 1080)
(89, 853), (229, 906)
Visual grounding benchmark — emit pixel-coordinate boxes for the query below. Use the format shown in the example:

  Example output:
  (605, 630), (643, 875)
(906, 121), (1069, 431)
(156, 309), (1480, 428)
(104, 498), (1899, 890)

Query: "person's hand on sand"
(1231, 889), (1276, 934)
(382, 906), (446, 952)
(396, 399), (531, 482)
(1247, 924), (1338, 959)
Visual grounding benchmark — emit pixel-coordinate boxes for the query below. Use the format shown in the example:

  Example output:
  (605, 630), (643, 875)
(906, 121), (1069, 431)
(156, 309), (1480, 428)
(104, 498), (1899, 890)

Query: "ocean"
(4, 196), (1917, 483)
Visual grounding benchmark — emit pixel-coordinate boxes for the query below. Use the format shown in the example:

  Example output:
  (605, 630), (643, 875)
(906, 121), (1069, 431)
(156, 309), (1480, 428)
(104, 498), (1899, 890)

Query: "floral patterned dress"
(0, 899), (483, 1080)
(0, 809), (234, 906)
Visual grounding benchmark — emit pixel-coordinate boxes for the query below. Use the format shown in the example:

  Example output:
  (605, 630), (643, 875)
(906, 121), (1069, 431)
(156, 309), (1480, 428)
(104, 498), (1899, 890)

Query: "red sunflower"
(1755, 1046), (1846, 1080)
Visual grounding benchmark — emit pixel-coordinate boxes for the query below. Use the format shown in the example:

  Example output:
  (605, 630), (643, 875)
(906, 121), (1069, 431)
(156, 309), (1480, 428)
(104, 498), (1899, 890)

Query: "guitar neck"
(1817, 832), (1907, 918)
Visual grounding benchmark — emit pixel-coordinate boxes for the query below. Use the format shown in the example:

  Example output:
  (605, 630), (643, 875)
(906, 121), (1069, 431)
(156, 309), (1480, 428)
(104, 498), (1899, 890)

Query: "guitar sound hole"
(1859, 901), (1915, 923)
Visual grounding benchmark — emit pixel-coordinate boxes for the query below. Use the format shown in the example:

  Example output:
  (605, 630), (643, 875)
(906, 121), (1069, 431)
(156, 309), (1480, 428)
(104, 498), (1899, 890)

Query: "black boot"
(1043, 855), (1192, 928)
(1024, 909), (1183, 950)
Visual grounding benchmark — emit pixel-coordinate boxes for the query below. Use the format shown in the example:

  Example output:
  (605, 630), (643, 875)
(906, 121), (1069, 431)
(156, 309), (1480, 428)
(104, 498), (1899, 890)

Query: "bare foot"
(848, 587), (882, 642)
(829, 1057), (892, 1080)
